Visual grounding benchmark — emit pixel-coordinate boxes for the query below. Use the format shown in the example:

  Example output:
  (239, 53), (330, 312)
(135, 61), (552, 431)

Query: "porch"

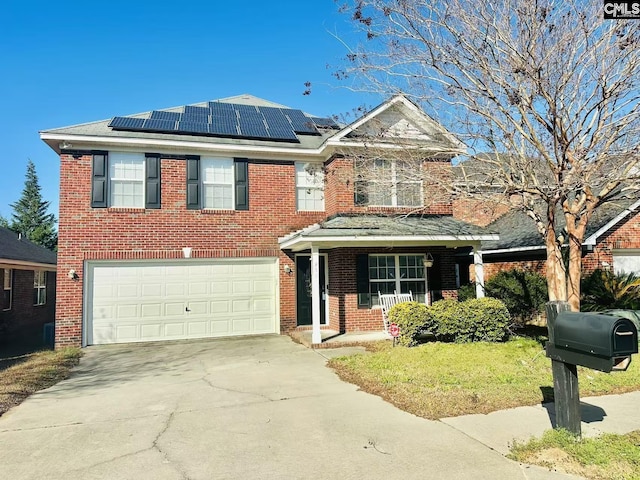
(279, 214), (498, 345)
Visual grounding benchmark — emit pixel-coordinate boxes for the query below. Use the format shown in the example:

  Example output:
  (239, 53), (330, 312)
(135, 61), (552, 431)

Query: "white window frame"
(296, 163), (325, 212)
(359, 159), (423, 207)
(369, 254), (428, 305)
(201, 157), (234, 210)
(109, 152), (145, 208)
(3, 269), (12, 311)
(34, 270), (46, 306)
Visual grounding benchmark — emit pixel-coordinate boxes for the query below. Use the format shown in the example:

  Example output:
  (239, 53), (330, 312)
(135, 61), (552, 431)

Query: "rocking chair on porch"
(378, 291), (413, 334)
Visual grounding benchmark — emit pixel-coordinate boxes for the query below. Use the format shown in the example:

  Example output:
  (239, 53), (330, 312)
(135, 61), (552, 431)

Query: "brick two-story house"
(41, 94), (496, 347)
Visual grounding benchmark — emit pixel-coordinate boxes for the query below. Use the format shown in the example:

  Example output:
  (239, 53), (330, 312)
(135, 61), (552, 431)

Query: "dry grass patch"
(0, 348), (82, 416)
(328, 338), (640, 419)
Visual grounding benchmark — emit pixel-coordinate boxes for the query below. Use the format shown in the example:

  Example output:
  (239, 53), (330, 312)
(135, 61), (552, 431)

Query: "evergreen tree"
(10, 160), (57, 250)
(0, 215), (8, 228)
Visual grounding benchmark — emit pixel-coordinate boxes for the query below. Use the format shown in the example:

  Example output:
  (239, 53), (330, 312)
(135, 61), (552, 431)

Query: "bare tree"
(337, 0), (640, 310)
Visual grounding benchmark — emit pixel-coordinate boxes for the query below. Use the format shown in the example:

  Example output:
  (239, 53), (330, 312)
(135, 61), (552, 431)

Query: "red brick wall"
(453, 197), (510, 227)
(0, 268), (56, 345)
(57, 152), (460, 346)
(583, 210), (640, 274)
(57, 154), (327, 347)
(326, 247), (458, 333)
(324, 156), (453, 217)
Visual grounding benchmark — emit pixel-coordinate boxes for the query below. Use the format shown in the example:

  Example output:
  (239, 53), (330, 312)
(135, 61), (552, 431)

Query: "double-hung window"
(202, 158), (234, 210)
(186, 157), (249, 211)
(91, 152), (161, 209)
(110, 152), (145, 208)
(296, 163), (324, 211)
(362, 254), (427, 306)
(355, 159), (423, 207)
(33, 270), (46, 306)
(2, 269), (11, 311)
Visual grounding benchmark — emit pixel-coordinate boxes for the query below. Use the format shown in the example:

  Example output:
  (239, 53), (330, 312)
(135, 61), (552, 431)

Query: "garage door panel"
(211, 281), (230, 294)
(116, 304), (138, 319)
(142, 284), (162, 297)
(189, 282), (208, 295)
(187, 321), (207, 335)
(211, 300), (230, 314)
(166, 283), (185, 297)
(232, 299), (251, 313)
(141, 324), (162, 339)
(116, 325), (139, 342)
(87, 259), (277, 345)
(187, 301), (208, 314)
(165, 323), (186, 337)
(141, 304), (162, 317)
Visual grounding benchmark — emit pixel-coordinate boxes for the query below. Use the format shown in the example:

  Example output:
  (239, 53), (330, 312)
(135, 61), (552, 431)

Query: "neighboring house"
(457, 199), (640, 283)
(40, 93), (497, 347)
(0, 227), (56, 345)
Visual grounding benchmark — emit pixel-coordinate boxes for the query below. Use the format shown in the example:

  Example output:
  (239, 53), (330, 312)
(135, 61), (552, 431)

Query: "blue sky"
(0, 1), (380, 220)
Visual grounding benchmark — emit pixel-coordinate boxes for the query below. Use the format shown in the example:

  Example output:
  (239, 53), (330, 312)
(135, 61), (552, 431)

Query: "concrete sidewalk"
(0, 336), (634, 479)
(442, 391), (640, 456)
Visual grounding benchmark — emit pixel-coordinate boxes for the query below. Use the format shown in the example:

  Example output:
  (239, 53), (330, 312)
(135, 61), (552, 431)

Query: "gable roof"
(328, 95), (465, 155)
(41, 94), (466, 164)
(481, 199), (639, 253)
(0, 227), (56, 269)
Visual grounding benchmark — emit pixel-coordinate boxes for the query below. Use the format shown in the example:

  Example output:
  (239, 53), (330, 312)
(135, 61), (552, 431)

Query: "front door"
(296, 255), (327, 326)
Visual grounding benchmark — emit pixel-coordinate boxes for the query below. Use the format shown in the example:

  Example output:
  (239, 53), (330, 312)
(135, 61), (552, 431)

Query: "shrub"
(581, 269), (640, 311)
(388, 301), (432, 347)
(457, 282), (477, 302)
(485, 269), (548, 324)
(429, 297), (511, 343)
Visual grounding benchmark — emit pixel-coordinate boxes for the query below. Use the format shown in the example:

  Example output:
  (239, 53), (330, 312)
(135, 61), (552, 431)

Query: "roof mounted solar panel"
(176, 122), (210, 134)
(142, 119), (178, 132)
(109, 117), (146, 130)
(283, 109), (319, 134)
(183, 105), (209, 119)
(238, 118), (268, 138)
(259, 107), (293, 127)
(266, 125), (299, 141)
(311, 116), (340, 129)
(209, 119), (239, 136)
(150, 111), (182, 122)
(209, 102), (236, 116)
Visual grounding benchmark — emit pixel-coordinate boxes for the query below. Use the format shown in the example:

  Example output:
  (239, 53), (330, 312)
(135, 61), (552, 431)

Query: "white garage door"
(613, 250), (640, 275)
(86, 259), (278, 345)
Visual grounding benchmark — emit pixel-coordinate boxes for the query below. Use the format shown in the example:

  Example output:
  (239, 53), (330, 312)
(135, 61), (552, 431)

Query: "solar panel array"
(108, 101), (339, 142)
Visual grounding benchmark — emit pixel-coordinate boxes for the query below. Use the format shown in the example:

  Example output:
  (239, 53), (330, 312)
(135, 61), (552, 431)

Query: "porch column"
(473, 244), (485, 298)
(311, 246), (322, 345)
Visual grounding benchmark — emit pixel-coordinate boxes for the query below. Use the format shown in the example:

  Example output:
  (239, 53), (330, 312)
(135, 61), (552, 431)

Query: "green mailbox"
(546, 312), (638, 372)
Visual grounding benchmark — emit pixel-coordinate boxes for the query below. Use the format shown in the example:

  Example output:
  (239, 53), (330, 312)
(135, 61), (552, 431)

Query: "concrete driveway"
(0, 336), (571, 479)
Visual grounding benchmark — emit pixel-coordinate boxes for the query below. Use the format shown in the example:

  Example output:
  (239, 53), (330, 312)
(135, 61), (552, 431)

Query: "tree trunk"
(545, 228), (567, 302)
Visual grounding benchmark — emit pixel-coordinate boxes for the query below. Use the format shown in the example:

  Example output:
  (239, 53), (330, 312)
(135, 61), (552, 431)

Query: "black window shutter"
(186, 156), (200, 210)
(91, 153), (108, 208)
(145, 155), (161, 209)
(234, 158), (249, 210)
(356, 254), (371, 308)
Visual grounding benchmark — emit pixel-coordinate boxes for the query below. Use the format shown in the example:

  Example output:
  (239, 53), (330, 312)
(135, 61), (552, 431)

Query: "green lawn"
(509, 429), (640, 480)
(328, 338), (640, 419)
(0, 348), (82, 416)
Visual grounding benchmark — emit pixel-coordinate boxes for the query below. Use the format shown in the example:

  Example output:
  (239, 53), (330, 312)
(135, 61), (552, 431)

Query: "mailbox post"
(546, 301), (581, 436)
(545, 301), (638, 437)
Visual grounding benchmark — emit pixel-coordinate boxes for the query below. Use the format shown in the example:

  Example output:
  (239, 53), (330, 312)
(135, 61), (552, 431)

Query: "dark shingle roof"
(308, 214), (495, 238)
(482, 199), (638, 251)
(0, 227), (56, 265)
